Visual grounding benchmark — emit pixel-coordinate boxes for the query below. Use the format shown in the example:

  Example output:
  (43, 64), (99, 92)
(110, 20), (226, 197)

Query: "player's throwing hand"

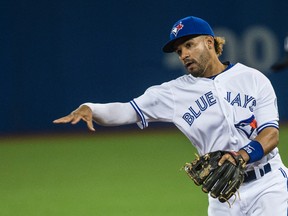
(53, 105), (95, 131)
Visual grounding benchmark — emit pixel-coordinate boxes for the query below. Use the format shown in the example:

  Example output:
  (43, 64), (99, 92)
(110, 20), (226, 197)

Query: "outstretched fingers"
(53, 114), (75, 124)
(70, 113), (82, 125)
(73, 112), (95, 131)
(53, 105), (95, 131)
(86, 119), (95, 131)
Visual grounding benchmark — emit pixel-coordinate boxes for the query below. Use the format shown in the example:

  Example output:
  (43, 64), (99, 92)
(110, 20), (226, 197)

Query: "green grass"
(0, 127), (287, 216)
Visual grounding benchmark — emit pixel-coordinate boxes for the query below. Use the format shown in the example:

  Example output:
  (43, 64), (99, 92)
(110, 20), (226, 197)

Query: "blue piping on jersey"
(279, 168), (288, 178)
(278, 168), (288, 215)
(130, 100), (147, 129)
(257, 122), (279, 134)
(279, 168), (288, 191)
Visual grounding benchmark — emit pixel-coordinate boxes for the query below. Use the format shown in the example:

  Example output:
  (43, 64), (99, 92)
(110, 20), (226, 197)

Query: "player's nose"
(180, 48), (190, 61)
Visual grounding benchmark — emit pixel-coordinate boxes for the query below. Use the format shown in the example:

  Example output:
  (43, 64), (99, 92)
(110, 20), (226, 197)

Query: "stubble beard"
(186, 51), (210, 78)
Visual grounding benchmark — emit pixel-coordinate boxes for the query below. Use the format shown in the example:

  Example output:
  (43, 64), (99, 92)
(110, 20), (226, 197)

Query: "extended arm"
(53, 102), (139, 131)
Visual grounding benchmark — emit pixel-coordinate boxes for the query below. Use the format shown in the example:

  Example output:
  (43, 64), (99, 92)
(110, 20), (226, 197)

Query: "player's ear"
(205, 36), (214, 49)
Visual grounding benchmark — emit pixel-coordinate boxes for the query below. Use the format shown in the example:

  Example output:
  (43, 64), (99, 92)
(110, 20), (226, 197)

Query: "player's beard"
(185, 50), (211, 77)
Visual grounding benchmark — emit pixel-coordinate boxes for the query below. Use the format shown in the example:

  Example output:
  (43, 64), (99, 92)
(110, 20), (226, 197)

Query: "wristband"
(241, 140), (264, 163)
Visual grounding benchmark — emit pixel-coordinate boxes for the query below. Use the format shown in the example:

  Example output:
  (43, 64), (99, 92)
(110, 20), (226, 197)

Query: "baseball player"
(54, 16), (288, 215)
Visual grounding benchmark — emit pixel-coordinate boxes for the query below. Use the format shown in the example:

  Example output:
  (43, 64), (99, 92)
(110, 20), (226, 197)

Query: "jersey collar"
(207, 62), (234, 80)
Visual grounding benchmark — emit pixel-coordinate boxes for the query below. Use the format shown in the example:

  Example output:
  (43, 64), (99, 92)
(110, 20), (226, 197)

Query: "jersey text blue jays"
(182, 91), (216, 126)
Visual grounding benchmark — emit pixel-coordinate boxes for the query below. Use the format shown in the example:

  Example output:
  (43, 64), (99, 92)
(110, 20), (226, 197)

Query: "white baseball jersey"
(130, 62), (288, 215)
(83, 62), (287, 215)
(130, 63), (279, 169)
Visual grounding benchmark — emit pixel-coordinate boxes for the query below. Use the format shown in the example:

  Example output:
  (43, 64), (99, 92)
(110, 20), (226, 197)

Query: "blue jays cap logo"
(163, 16), (215, 53)
(171, 22), (184, 37)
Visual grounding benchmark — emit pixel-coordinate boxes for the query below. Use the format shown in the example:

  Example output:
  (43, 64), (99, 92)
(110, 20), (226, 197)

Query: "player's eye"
(176, 49), (182, 56)
(185, 42), (192, 49)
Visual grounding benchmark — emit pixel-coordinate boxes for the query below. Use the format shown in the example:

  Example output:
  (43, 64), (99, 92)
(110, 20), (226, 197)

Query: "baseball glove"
(184, 151), (246, 204)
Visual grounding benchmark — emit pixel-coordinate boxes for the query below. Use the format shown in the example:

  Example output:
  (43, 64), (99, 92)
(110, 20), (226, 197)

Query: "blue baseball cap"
(162, 16), (215, 53)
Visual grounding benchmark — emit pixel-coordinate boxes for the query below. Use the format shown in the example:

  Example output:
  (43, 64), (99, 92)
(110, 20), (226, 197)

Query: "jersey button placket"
(213, 78), (235, 140)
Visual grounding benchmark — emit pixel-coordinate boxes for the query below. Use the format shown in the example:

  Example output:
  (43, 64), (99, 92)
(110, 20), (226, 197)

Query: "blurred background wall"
(1, 0), (288, 135)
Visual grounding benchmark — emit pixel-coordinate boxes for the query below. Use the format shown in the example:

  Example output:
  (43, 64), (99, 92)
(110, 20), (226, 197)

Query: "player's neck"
(203, 59), (227, 78)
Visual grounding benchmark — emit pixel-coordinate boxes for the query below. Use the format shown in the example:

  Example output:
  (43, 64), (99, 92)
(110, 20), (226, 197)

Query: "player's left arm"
(237, 127), (279, 163)
(219, 72), (279, 165)
(218, 127), (279, 165)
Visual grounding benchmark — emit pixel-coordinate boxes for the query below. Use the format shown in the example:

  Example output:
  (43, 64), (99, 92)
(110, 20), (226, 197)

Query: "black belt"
(244, 163), (272, 183)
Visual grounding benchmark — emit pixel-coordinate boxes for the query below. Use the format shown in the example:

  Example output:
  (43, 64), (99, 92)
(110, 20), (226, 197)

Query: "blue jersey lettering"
(182, 91), (216, 126)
